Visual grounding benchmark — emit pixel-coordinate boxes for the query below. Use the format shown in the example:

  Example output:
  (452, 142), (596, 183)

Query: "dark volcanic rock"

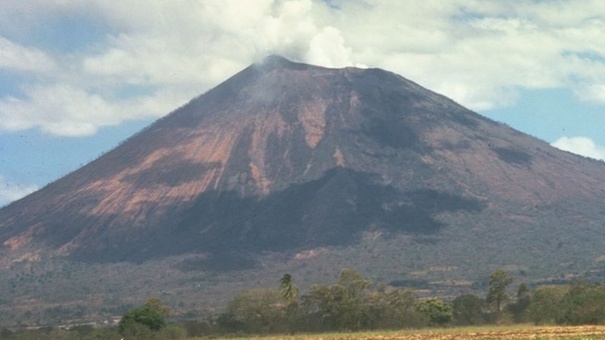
(1, 55), (605, 273)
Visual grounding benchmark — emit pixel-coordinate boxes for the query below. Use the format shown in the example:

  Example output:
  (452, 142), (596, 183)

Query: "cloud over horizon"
(0, 0), (604, 138)
(552, 136), (605, 161)
(0, 175), (38, 207)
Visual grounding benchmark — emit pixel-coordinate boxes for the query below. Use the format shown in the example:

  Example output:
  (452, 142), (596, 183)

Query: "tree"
(279, 273), (301, 333)
(279, 273), (299, 302)
(118, 298), (170, 335)
(452, 293), (485, 325)
(415, 298), (453, 326)
(336, 268), (373, 330)
(302, 269), (373, 331)
(557, 281), (605, 325)
(486, 269), (513, 313)
(528, 285), (566, 324)
(376, 288), (424, 329)
(223, 288), (287, 334)
(303, 283), (348, 331)
(508, 283), (531, 323)
(337, 268), (372, 294)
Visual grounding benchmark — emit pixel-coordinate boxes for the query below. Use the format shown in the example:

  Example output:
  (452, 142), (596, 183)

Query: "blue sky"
(1, 0), (604, 206)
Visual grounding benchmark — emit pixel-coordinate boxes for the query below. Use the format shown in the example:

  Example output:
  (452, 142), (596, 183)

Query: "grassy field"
(198, 325), (605, 340)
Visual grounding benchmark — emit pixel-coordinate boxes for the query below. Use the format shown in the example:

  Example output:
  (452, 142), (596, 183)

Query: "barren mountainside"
(1, 55), (605, 281)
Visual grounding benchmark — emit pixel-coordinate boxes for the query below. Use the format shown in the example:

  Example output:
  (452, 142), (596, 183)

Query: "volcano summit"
(1, 56), (605, 294)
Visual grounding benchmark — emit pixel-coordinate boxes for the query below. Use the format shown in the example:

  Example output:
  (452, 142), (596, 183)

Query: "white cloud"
(0, 84), (192, 136)
(1, 0), (605, 136)
(332, 0), (605, 109)
(575, 84), (605, 103)
(0, 36), (57, 73)
(552, 136), (605, 161)
(0, 175), (38, 207)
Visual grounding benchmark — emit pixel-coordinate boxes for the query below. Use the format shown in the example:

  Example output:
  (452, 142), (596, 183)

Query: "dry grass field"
(207, 325), (605, 340)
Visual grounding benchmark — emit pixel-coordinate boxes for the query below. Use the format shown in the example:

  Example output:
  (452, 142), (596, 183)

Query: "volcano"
(2, 55), (605, 285)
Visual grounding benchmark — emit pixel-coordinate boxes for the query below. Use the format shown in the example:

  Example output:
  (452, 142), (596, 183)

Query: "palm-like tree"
(279, 273), (299, 302)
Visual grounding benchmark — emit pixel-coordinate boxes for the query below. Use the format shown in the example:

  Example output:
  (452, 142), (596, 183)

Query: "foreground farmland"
(205, 325), (605, 340)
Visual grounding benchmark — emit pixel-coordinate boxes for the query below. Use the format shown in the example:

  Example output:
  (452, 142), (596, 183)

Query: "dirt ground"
(271, 325), (605, 340)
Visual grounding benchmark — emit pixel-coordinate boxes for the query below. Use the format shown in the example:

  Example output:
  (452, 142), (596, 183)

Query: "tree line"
(210, 268), (515, 335)
(200, 269), (605, 336)
(6, 268), (605, 339)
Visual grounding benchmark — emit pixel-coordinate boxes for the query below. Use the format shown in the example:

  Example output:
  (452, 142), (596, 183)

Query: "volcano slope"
(1, 55), (605, 322)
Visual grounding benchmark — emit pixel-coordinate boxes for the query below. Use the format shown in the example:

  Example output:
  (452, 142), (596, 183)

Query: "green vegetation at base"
(8, 268), (605, 339)
(118, 297), (171, 336)
(415, 298), (453, 325)
(178, 269), (605, 337)
(486, 269), (514, 314)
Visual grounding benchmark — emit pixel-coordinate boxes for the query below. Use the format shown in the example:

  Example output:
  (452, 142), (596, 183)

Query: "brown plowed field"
(241, 325), (605, 340)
